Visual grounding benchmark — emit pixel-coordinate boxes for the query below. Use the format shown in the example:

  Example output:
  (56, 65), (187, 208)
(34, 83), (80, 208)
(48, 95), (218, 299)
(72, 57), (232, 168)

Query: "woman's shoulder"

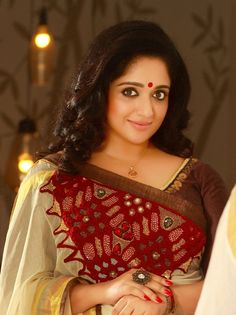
(20, 155), (59, 191)
(31, 156), (58, 175)
(189, 158), (225, 185)
(30, 152), (63, 174)
(163, 156), (228, 195)
(184, 158), (229, 200)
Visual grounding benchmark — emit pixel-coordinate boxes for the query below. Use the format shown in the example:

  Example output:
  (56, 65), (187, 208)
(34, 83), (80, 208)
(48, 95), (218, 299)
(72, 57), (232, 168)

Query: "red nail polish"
(155, 296), (163, 303)
(165, 279), (173, 286)
(144, 294), (151, 301)
(164, 289), (173, 296)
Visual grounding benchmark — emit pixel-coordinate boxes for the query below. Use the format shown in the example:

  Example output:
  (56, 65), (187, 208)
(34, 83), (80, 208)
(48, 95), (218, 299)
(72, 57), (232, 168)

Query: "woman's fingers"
(129, 268), (172, 287)
(105, 268), (172, 305)
(112, 296), (133, 315)
(146, 279), (173, 298)
(121, 281), (162, 304)
(130, 269), (173, 299)
(112, 295), (167, 315)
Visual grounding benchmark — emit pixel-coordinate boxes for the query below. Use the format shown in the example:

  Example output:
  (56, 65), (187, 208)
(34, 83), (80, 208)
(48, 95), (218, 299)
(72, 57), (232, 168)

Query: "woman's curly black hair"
(46, 20), (193, 173)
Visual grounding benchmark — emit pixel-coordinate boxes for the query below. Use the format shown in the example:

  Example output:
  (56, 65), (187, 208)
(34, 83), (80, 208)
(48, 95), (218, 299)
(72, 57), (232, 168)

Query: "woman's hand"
(101, 268), (172, 305)
(70, 268), (173, 314)
(112, 295), (167, 315)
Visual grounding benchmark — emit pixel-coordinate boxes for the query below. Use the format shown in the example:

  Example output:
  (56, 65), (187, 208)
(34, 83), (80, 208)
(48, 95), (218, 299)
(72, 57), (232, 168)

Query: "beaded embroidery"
(40, 171), (206, 282)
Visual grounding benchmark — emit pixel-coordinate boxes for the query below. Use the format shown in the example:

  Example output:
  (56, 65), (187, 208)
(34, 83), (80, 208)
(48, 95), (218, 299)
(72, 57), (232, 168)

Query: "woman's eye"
(153, 90), (166, 100)
(122, 88), (138, 97)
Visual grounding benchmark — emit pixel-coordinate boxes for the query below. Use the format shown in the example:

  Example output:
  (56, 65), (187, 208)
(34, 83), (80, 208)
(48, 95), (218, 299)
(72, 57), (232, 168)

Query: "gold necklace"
(103, 147), (148, 178)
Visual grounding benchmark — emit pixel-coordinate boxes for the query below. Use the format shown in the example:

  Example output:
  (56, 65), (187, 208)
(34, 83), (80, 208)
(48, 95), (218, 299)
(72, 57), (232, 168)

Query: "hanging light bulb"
(18, 158), (33, 174)
(30, 6), (55, 85)
(34, 27), (51, 48)
(18, 154), (34, 174)
(4, 118), (41, 191)
(17, 119), (39, 181)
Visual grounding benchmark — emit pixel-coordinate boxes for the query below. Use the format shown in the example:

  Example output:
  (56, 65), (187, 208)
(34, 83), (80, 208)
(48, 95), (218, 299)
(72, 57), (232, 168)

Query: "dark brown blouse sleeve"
(192, 161), (229, 273)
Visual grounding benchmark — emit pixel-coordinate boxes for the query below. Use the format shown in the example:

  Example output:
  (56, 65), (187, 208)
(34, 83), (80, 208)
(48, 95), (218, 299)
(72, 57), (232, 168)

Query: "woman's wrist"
(163, 287), (175, 314)
(164, 294), (175, 314)
(70, 281), (107, 314)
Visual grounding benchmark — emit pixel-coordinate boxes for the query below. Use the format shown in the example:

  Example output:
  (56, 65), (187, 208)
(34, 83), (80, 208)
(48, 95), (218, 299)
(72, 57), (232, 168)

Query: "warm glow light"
(18, 153), (34, 174)
(35, 33), (51, 48)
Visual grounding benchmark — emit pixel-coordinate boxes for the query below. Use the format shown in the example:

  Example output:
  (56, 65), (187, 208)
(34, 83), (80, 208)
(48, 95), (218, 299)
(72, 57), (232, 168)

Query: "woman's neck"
(97, 139), (151, 162)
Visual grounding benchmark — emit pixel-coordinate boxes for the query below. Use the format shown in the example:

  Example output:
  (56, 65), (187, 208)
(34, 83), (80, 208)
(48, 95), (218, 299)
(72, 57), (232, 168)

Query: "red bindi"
(148, 82), (153, 88)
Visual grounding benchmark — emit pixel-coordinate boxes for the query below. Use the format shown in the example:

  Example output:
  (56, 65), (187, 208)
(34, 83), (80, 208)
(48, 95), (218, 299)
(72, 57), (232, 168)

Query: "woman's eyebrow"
(117, 81), (144, 87)
(156, 85), (170, 90)
(116, 82), (170, 89)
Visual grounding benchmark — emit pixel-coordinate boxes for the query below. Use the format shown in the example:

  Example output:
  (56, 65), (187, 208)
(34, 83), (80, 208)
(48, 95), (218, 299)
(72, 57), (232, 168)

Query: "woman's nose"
(136, 97), (154, 118)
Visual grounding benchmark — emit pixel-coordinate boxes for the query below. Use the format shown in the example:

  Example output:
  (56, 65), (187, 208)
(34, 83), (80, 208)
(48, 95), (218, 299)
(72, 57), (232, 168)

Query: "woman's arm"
(172, 280), (203, 314)
(69, 282), (106, 314)
(170, 162), (228, 314)
(195, 162), (229, 272)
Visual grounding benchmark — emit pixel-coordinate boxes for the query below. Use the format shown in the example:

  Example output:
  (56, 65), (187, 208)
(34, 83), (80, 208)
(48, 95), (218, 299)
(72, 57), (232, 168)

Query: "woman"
(0, 20), (228, 315)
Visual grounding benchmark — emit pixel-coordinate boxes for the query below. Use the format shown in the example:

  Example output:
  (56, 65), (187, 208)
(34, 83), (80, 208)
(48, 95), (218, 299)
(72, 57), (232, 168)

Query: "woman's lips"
(128, 120), (152, 129)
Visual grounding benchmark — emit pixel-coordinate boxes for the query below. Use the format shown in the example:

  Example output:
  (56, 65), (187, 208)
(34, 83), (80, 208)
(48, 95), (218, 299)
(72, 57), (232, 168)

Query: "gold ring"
(132, 269), (151, 285)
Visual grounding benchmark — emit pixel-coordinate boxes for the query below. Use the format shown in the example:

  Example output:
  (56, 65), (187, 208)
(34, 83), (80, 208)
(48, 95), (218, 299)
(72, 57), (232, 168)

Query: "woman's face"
(106, 56), (171, 146)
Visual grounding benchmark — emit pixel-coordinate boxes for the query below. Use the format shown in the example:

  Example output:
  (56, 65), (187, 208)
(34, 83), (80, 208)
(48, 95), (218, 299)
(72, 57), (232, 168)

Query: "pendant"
(128, 166), (138, 177)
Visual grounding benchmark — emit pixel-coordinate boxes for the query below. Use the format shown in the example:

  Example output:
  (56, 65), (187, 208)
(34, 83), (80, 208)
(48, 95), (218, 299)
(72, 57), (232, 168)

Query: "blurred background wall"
(0, 0), (235, 262)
